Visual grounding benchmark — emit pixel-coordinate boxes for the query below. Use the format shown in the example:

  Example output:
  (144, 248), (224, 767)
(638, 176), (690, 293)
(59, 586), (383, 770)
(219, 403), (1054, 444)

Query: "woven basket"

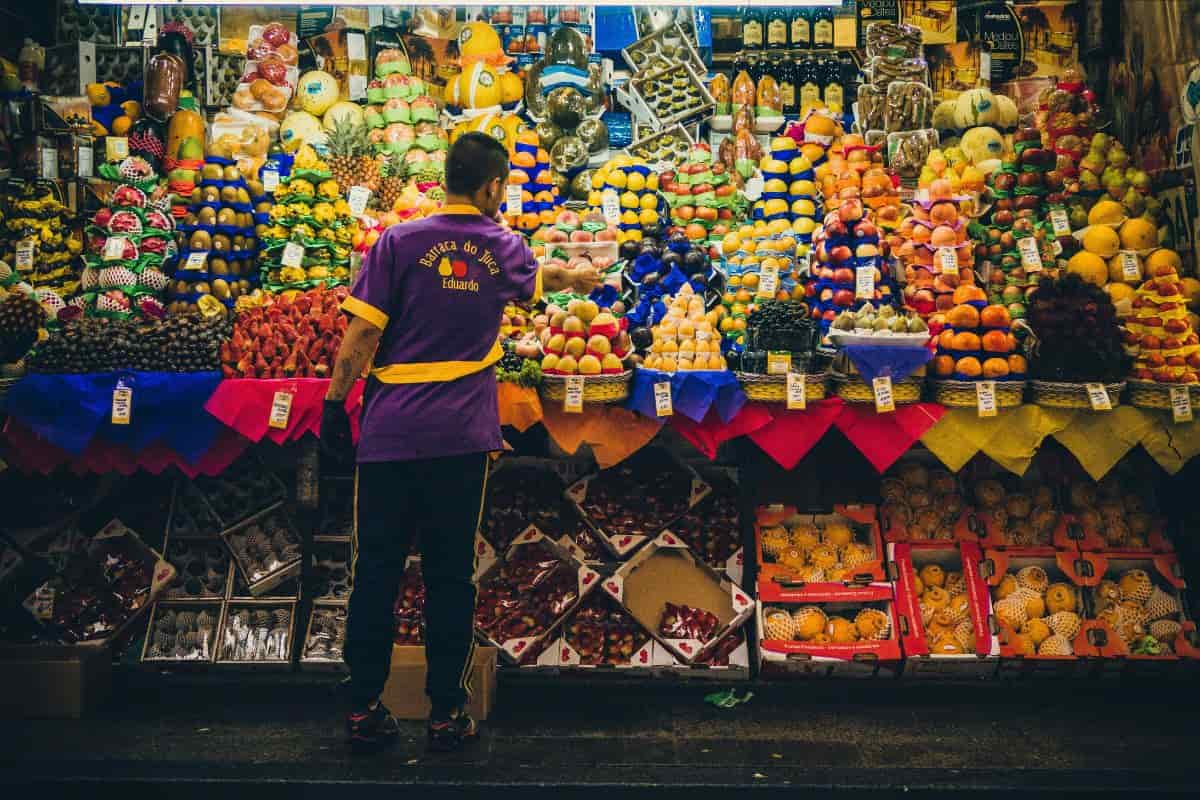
(736, 371), (828, 403)
(539, 371), (632, 404)
(832, 375), (923, 405)
(1031, 380), (1125, 409)
(0, 369), (23, 402)
(932, 379), (1026, 409)
(1128, 380), (1200, 411)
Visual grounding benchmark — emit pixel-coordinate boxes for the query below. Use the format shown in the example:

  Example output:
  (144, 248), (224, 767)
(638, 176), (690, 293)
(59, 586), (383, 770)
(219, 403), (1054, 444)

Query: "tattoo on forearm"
(328, 338), (375, 401)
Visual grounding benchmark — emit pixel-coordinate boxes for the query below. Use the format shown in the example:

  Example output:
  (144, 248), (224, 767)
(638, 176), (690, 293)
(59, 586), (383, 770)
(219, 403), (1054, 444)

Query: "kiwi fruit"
(223, 166), (241, 182)
(201, 164), (222, 181)
(216, 208), (236, 227)
(235, 188), (251, 205)
(209, 257), (228, 275)
(211, 279), (231, 299)
(202, 186), (220, 204)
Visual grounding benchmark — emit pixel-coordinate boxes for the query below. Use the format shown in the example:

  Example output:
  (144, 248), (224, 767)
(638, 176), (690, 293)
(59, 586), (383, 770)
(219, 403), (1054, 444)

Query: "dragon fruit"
(138, 268), (169, 291)
(93, 207), (114, 228)
(145, 209), (174, 231)
(80, 266), (100, 290)
(140, 236), (168, 255)
(118, 156), (155, 183)
(139, 297), (167, 319)
(98, 266), (138, 289)
(68, 294), (89, 311)
(36, 289), (65, 318)
(128, 118), (166, 162)
(112, 185), (147, 208)
(107, 210), (143, 235)
(96, 292), (131, 314)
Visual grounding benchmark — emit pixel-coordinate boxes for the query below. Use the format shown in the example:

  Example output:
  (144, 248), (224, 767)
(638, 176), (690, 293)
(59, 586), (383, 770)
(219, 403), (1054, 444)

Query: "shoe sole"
(426, 728), (479, 753)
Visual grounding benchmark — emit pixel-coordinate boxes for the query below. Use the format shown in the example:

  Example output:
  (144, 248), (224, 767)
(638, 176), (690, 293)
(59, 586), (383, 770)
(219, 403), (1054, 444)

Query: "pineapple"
(376, 152), (406, 212)
(326, 117), (379, 193)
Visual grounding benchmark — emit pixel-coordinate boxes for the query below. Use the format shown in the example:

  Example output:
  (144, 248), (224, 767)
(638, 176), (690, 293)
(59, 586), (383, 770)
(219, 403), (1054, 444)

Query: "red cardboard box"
(754, 504), (885, 597)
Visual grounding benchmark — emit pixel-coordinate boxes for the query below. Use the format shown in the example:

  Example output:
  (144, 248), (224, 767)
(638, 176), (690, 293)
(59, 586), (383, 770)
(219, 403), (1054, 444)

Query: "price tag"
(855, 265), (875, 300)
(111, 384), (132, 425)
(268, 391), (293, 429)
(757, 263), (779, 298)
(347, 185), (371, 216)
(262, 168), (280, 193)
(78, 144), (93, 178)
(40, 147), (58, 179)
(505, 184), (523, 216)
(1052, 238), (1063, 256)
(1170, 385), (1192, 423)
(15, 239), (35, 269)
(563, 375), (584, 414)
(937, 247), (958, 276)
(1018, 237), (1043, 272)
(1085, 382), (1112, 411)
(872, 376), (895, 413)
(103, 236), (127, 261)
(976, 380), (998, 418)
(106, 136), (128, 161)
(184, 251), (208, 271)
(653, 381), (673, 417)
(1119, 251), (1141, 282)
(1049, 208), (1071, 236)
(601, 190), (621, 226)
(786, 372), (807, 410)
(767, 351), (791, 375)
(281, 241), (305, 268)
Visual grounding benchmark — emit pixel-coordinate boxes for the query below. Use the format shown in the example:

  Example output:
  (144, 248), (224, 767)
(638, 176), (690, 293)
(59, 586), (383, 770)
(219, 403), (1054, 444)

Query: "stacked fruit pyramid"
(661, 144), (744, 243)
(640, 283), (729, 373)
(897, 179), (978, 319)
(503, 132), (565, 237)
(1, 182), (81, 311)
(757, 135), (820, 250)
(581, 154), (664, 245)
(1125, 248), (1200, 385)
(930, 293), (1026, 384)
(259, 145), (357, 291)
(325, 117), (409, 216)
(172, 157), (259, 314)
(78, 159), (176, 319)
(363, 48), (448, 185)
(808, 189), (895, 331)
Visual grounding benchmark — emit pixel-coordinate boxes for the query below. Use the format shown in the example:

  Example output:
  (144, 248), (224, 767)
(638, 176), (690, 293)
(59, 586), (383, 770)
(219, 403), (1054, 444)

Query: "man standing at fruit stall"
(322, 132), (602, 753)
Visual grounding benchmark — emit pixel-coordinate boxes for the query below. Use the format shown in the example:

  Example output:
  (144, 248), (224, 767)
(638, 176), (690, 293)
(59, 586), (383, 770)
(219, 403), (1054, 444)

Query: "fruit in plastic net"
(944, 571), (967, 597)
(855, 608), (891, 640)
(841, 542), (874, 569)
(1016, 566), (1049, 594)
(945, 593), (972, 625)
(763, 608), (796, 641)
(795, 565), (826, 583)
(1093, 579), (1121, 610)
(922, 586), (949, 610)
(1046, 611), (1082, 640)
(954, 620), (976, 652)
(1144, 586), (1180, 621)
(995, 574), (1018, 600)
(994, 596), (1028, 630)
(1018, 589), (1046, 620)
(760, 525), (790, 558)
(919, 564), (945, 589)
(822, 522), (853, 548)
(1118, 569), (1153, 605)
(1149, 619), (1182, 642)
(1011, 632), (1036, 656)
(1021, 618), (1051, 647)
(931, 634), (964, 654)
(809, 544), (839, 570)
(792, 606), (827, 641)
(1045, 583), (1077, 615)
(788, 523), (820, 551)
(827, 617), (859, 643)
(1038, 634), (1073, 656)
(778, 546), (807, 572)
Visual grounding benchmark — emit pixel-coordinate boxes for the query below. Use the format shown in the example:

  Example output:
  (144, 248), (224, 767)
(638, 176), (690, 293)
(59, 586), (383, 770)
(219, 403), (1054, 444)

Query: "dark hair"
(445, 132), (510, 195)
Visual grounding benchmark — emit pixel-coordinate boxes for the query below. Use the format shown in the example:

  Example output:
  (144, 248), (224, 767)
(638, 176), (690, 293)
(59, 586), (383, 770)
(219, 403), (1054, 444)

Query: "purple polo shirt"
(342, 205), (539, 463)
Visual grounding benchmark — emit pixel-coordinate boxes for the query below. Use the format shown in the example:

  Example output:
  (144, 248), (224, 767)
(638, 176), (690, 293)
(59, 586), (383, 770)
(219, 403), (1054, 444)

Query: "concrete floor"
(2, 672), (1197, 798)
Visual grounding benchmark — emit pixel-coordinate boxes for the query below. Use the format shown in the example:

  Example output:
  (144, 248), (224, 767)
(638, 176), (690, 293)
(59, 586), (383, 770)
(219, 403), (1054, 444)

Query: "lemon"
(626, 172), (646, 192)
(645, 173), (659, 192)
(620, 191), (639, 209)
(638, 208), (659, 226)
(606, 170), (627, 190)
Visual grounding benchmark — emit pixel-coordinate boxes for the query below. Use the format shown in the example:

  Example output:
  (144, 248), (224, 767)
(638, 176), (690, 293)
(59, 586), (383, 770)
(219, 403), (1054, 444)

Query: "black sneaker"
(346, 701), (400, 753)
(427, 709), (479, 752)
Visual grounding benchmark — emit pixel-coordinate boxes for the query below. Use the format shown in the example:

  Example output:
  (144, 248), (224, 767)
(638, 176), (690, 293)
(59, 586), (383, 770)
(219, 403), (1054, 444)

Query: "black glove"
(320, 399), (355, 462)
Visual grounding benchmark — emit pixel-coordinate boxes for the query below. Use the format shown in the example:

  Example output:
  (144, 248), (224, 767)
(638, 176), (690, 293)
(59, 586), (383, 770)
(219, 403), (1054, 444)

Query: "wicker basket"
(539, 371), (632, 404)
(736, 371), (828, 403)
(1128, 380), (1200, 411)
(1031, 380), (1125, 409)
(0, 370), (23, 403)
(932, 379), (1026, 409)
(832, 375), (924, 405)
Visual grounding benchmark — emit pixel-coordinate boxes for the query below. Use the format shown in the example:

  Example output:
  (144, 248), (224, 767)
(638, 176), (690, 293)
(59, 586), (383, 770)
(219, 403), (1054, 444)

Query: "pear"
(878, 304), (896, 319)
(872, 317), (891, 332)
(890, 316), (909, 334)
(832, 311), (856, 331)
(907, 316), (929, 333)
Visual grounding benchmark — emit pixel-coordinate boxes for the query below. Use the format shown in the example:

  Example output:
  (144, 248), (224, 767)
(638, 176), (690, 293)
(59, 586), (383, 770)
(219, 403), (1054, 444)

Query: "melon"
(322, 101), (365, 133)
(280, 111), (326, 148)
(296, 71), (341, 116)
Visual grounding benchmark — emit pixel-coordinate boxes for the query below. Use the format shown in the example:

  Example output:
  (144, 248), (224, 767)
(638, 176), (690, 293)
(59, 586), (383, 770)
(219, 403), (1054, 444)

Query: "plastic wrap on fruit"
(756, 75), (782, 117)
(659, 602), (720, 643)
(145, 52), (185, 120)
(717, 136), (744, 187)
(734, 127), (761, 180)
(710, 72), (731, 115)
(731, 70), (756, 113)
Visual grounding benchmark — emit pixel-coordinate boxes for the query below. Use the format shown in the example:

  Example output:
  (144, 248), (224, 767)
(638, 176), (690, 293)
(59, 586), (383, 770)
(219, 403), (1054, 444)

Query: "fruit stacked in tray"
(878, 461), (967, 542)
(482, 464), (600, 559)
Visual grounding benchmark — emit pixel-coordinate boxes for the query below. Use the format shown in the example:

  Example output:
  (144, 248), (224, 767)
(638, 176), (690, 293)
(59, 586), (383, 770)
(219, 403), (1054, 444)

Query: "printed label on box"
(1085, 382), (1112, 411)
(976, 380), (997, 417)
(654, 381), (673, 416)
(786, 371), (807, 410)
(268, 391), (293, 429)
(873, 376), (895, 413)
(563, 375), (584, 413)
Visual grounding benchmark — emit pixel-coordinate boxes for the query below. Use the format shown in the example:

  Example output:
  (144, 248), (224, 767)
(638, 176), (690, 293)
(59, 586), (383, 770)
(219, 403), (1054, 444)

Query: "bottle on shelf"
(776, 54), (798, 116)
(731, 51), (752, 83)
(766, 7), (789, 50)
(798, 53), (821, 111)
(790, 7), (812, 50)
(812, 5), (835, 50)
(742, 6), (765, 51)
(820, 55), (844, 115)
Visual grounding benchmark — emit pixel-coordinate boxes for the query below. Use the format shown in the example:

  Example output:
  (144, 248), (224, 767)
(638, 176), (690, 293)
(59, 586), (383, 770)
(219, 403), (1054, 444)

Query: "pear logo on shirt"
(437, 257), (468, 278)
(419, 239), (501, 293)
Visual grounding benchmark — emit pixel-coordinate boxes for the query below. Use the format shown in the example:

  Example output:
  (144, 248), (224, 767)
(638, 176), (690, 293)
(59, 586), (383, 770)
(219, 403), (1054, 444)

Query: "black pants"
(345, 453), (488, 713)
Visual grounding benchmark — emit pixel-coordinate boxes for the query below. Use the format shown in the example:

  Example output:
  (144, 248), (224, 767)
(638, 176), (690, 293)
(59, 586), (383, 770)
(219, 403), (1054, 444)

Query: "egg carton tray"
(161, 536), (232, 600)
(166, 479), (224, 541)
(622, 22), (705, 77)
(191, 459), (288, 532)
(627, 62), (715, 130)
(220, 503), (303, 598)
(140, 601), (222, 664)
(300, 602), (348, 671)
(56, 0), (119, 45)
(625, 124), (696, 168)
(160, 6), (219, 47)
(216, 600), (297, 667)
(203, 49), (246, 110)
(307, 538), (353, 603)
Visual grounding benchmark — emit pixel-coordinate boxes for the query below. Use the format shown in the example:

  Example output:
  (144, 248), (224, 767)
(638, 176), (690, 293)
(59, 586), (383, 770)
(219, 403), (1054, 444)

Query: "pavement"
(2, 671), (1197, 798)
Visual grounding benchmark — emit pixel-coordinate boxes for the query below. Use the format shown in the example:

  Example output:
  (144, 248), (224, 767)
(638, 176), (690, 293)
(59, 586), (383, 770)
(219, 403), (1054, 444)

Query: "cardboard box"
(381, 645), (497, 721)
(215, 599), (298, 668)
(892, 542), (1000, 679)
(602, 531), (753, 663)
(0, 643), (111, 718)
(661, 627), (752, 680)
(550, 590), (673, 672)
(755, 504), (886, 597)
(300, 601), (348, 671)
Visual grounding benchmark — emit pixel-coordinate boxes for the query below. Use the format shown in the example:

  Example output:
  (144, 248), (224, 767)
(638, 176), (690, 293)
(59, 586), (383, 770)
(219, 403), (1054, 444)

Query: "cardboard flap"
(578, 566), (600, 594)
(504, 636), (538, 660)
(656, 529), (687, 549)
(151, 559), (177, 594)
(95, 519), (130, 540)
(558, 638), (581, 666)
(688, 476), (712, 509)
(665, 637), (706, 661)
(557, 535), (585, 564)
(608, 532), (648, 557)
(725, 547), (745, 586)
(564, 477), (589, 505)
(730, 584), (753, 614)
(602, 573), (624, 602)
(473, 534), (497, 581)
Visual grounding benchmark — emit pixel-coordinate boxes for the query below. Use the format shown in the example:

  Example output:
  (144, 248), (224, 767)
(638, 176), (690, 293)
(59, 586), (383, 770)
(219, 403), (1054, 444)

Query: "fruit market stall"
(1, 2), (1200, 706)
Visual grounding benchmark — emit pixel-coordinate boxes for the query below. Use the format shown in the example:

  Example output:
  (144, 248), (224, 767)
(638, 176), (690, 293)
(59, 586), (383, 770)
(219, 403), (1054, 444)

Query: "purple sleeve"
(342, 229), (399, 329)
(495, 230), (542, 304)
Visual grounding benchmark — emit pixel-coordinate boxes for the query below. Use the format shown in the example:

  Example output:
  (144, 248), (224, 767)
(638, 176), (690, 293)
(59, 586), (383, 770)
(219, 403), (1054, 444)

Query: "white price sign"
(103, 236), (127, 261)
(347, 185), (371, 216)
(262, 169), (280, 193)
(938, 247), (958, 276)
(653, 381), (673, 417)
(1119, 251), (1141, 282)
(976, 380), (998, 418)
(106, 136), (128, 161)
(111, 385), (132, 425)
(281, 242), (305, 268)
(41, 147), (58, 179)
(1018, 237), (1043, 272)
(855, 266), (876, 300)
(268, 391), (294, 429)
(1085, 382), (1112, 411)
(15, 239), (35, 269)
(563, 375), (584, 413)
(505, 184), (523, 216)
(786, 372), (807, 410)
(757, 263), (779, 298)
(78, 144), (93, 178)
(601, 190), (621, 226)
(1170, 385), (1193, 423)
(1050, 209), (1071, 237)
(184, 251), (208, 271)
(872, 376), (895, 413)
